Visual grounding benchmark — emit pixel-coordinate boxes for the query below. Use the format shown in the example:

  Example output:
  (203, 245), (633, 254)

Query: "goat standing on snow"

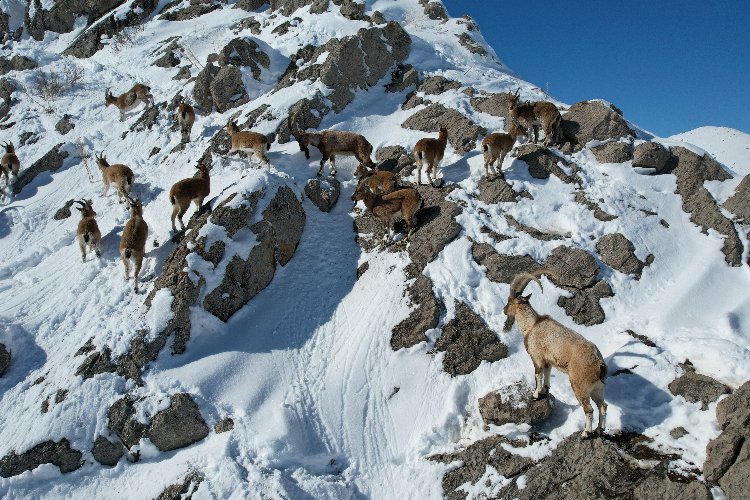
(481, 122), (526, 178)
(507, 89), (562, 147)
(288, 111), (376, 177)
(1, 141), (20, 187)
(413, 127), (448, 186)
(120, 196), (148, 293)
(95, 152), (135, 203)
(503, 270), (608, 437)
(75, 200), (101, 262)
(176, 102), (195, 143)
(105, 84), (154, 121)
(169, 161), (210, 231)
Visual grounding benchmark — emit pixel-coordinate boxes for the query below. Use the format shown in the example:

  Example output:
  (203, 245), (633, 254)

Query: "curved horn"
(508, 269), (547, 298)
(73, 199), (86, 207)
(288, 110), (302, 139)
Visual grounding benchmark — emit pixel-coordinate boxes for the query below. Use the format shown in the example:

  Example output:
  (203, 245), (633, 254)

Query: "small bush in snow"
(29, 63), (84, 101)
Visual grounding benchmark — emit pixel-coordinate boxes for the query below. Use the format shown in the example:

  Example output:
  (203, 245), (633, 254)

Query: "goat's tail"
(83, 232), (90, 244)
(123, 248), (132, 259)
(599, 362), (608, 382)
(482, 144), (488, 153)
(170, 194), (176, 206)
(266, 142), (271, 151)
(416, 151), (423, 160)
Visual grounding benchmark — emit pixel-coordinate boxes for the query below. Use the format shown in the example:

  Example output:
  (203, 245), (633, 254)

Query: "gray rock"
(13, 143), (70, 194)
(671, 146), (741, 266)
(55, 114), (74, 135)
(478, 384), (552, 426)
(147, 393), (209, 452)
(668, 371), (730, 410)
(557, 279), (613, 326)
(561, 100), (635, 151)
(574, 191), (618, 221)
(159, 0), (221, 21)
(506, 214), (564, 241)
(719, 456), (750, 500)
(214, 417), (234, 433)
(155, 471), (204, 500)
(633, 141), (675, 173)
(210, 65), (249, 113)
(402, 103), (486, 154)
(304, 177), (340, 212)
(75, 348), (116, 379)
(0, 78), (17, 120)
(596, 233), (645, 278)
(334, 0), (365, 19)
(704, 430), (744, 483)
(385, 64), (418, 93)
(108, 396), (147, 448)
(192, 64), (220, 114)
(477, 175), (517, 203)
(723, 175), (750, 223)
(716, 380), (750, 429)
(515, 144), (579, 183)
(0, 55), (37, 75)
(472, 242), (540, 284)
(405, 185), (462, 272)
(544, 245), (600, 289)
(418, 76), (460, 95)
(633, 475), (711, 500)
(456, 32), (487, 56)
(153, 40), (181, 68)
(670, 427), (689, 439)
(275, 96), (329, 144)
(26, 0), (122, 40)
(0, 343), (9, 376)
(262, 186), (306, 266)
(422, 1), (448, 20)
(434, 302), (508, 376)
(218, 38), (270, 80)
(429, 435), (533, 500)
(270, 0), (329, 16)
(375, 145), (414, 173)
(391, 275), (441, 350)
(91, 436), (124, 467)
(234, 0), (268, 10)
(371, 10), (386, 24)
(0, 439), (82, 478)
(591, 141), (633, 164)
(469, 92), (511, 121)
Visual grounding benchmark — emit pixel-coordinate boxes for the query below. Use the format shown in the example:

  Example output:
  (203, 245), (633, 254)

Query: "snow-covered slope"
(0, 1), (748, 498)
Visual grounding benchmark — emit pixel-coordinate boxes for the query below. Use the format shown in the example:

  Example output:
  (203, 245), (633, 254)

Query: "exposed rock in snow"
(91, 436), (124, 467)
(402, 103), (486, 153)
(108, 395), (147, 449)
(155, 471), (204, 500)
(723, 175), (750, 222)
(305, 177), (340, 212)
(633, 141), (675, 173)
(0, 439), (82, 478)
(470, 91), (511, 121)
(591, 141), (633, 164)
(515, 144), (580, 183)
(13, 143), (69, 194)
(0, 55), (36, 75)
(668, 367), (730, 410)
(476, 175), (517, 203)
(375, 145), (414, 173)
(147, 393), (209, 452)
(0, 343), (9, 377)
(561, 100), (635, 151)
(54, 114), (74, 135)
(391, 274), (441, 350)
(160, 0), (221, 21)
(218, 38), (271, 80)
(210, 65), (250, 113)
(418, 76), (461, 95)
(214, 417), (234, 434)
(478, 383), (552, 426)
(596, 233), (646, 278)
(472, 242), (541, 284)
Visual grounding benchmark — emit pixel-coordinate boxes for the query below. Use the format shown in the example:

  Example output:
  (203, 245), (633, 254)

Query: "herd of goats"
(0, 84), (607, 437)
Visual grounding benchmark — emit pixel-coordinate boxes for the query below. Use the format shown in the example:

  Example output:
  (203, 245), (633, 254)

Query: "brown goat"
(169, 162), (210, 231)
(507, 89), (562, 146)
(105, 84), (154, 121)
(177, 102), (195, 143)
(351, 185), (422, 242)
(413, 127), (448, 186)
(289, 112), (376, 177)
(481, 122), (526, 178)
(95, 153), (135, 203)
(503, 270), (608, 437)
(1, 141), (20, 186)
(75, 200), (102, 262)
(226, 120), (270, 167)
(120, 196), (149, 293)
(355, 166), (399, 195)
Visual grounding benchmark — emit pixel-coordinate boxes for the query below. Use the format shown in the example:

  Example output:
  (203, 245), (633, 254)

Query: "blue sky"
(442, 1), (750, 137)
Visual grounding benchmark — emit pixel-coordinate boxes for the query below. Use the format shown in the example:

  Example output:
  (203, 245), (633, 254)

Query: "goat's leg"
(415, 156), (423, 185)
(178, 206), (188, 230)
(330, 154), (337, 177)
(591, 382), (607, 434)
(318, 154), (330, 177)
(574, 385), (595, 438)
(542, 366), (551, 395)
(94, 240), (101, 258)
(102, 183), (110, 198)
(79, 238), (87, 262)
(532, 364), (545, 399)
(497, 152), (507, 178)
(133, 256), (142, 293)
(122, 253), (130, 281)
(171, 204), (180, 231)
(426, 163), (435, 187)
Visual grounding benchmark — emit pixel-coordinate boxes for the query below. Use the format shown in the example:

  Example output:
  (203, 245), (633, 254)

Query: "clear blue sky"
(442, 1), (750, 137)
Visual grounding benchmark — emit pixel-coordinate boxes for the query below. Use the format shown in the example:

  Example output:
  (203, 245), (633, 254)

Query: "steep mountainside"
(0, 1), (749, 498)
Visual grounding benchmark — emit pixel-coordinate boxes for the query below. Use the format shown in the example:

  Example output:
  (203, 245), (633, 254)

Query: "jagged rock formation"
(0, 439), (82, 478)
(596, 233), (648, 278)
(13, 143), (70, 194)
(391, 275), (441, 350)
(471, 242), (540, 284)
(723, 176), (750, 222)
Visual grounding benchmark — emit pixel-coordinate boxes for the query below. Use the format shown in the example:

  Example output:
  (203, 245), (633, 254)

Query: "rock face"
(278, 22), (411, 112)
(417, 76), (461, 95)
(0, 343), (9, 376)
(434, 302), (508, 376)
(375, 145), (414, 173)
(0, 78), (17, 120)
(0, 55), (37, 75)
(391, 275), (441, 350)
(723, 175), (750, 222)
(108, 395), (147, 448)
(671, 146), (742, 266)
(155, 471), (205, 500)
(591, 141), (633, 164)
(477, 176), (517, 203)
(469, 92), (511, 121)
(304, 178), (340, 212)
(596, 233), (646, 278)
(91, 436), (124, 467)
(55, 115), (74, 135)
(703, 381), (750, 498)
(401, 103), (485, 153)
(13, 143), (70, 194)
(515, 144), (579, 183)
(218, 38), (271, 80)
(472, 242), (540, 284)
(270, 0), (329, 16)
(561, 100), (634, 151)
(210, 65), (250, 113)
(668, 369), (730, 410)
(478, 384), (552, 426)
(633, 141), (675, 173)
(147, 394), (209, 452)
(0, 439), (82, 478)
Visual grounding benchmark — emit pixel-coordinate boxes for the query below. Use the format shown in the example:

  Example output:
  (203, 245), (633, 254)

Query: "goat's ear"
(76, 207), (83, 212)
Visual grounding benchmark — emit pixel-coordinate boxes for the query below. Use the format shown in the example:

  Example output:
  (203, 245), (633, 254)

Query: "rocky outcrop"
(505, 214), (564, 241)
(402, 103), (486, 154)
(456, 32), (487, 56)
(214, 417), (234, 433)
(633, 141), (675, 173)
(703, 381), (750, 498)
(469, 92), (510, 121)
(591, 141), (633, 164)
(417, 76), (461, 95)
(0, 78), (17, 121)
(385, 64), (419, 93)
(155, 471), (205, 500)
(210, 65), (250, 113)
(671, 146), (742, 266)
(108, 395), (147, 448)
(159, 0), (221, 21)
(0, 343), (9, 376)
(276, 22), (411, 112)
(391, 275), (441, 350)
(13, 143), (70, 194)
(25, 0), (122, 40)
(218, 38), (271, 80)
(304, 178), (340, 212)
(275, 96), (330, 144)
(0, 439), (82, 478)
(270, 0), (329, 16)
(515, 144), (580, 183)
(478, 383), (551, 427)
(596, 233), (647, 278)
(147, 394), (209, 452)
(668, 364), (730, 410)
(561, 100), (635, 151)
(0, 55), (37, 75)
(477, 176), (517, 203)
(434, 302), (508, 376)
(723, 175), (750, 223)
(55, 115), (74, 135)
(91, 436), (124, 467)
(375, 145), (414, 173)
(471, 242), (541, 284)
(574, 191), (618, 222)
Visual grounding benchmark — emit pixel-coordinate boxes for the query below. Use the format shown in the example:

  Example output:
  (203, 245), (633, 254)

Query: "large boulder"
(477, 176), (517, 203)
(218, 38), (270, 80)
(596, 233), (646, 278)
(470, 92), (510, 121)
(515, 144), (579, 183)
(591, 141), (633, 164)
(472, 242), (540, 284)
(402, 103), (486, 154)
(391, 275), (441, 350)
(544, 246), (599, 289)
(0, 55), (37, 75)
(147, 394), (209, 452)
(561, 100), (635, 151)
(108, 395), (147, 448)
(0, 343), (9, 376)
(210, 65), (250, 113)
(633, 141), (676, 173)
(478, 384), (552, 426)
(270, 0), (329, 16)
(304, 178), (340, 212)
(668, 369), (730, 410)
(723, 175), (750, 223)
(91, 436), (124, 467)
(434, 302), (508, 376)
(0, 439), (82, 478)
(375, 145), (414, 173)
(25, 0), (123, 40)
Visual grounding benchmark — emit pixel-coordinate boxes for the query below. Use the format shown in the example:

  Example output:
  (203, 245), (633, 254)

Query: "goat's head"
(196, 160), (211, 176)
(95, 151), (109, 169)
(125, 196), (143, 217)
(225, 120), (239, 135)
(288, 111), (311, 159)
(104, 87), (115, 106)
(503, 270), (545, 331)
(507, 88), (521, 110)
(438, 127), (448, 141)
(351, 183), (370, 202)
(74, 199), (96, 217)
(2, 141), (14, 153)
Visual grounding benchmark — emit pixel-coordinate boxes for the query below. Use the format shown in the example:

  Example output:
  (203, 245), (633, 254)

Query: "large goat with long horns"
(288, 111), (375, 176)
(507, 89), (563, 146)
(503, 270), (608, 437)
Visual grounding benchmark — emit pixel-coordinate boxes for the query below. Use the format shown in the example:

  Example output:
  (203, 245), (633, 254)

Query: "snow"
(0, 0), (748, 498)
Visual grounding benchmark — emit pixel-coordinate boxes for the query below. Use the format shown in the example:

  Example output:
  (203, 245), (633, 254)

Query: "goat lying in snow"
(503, 270), (608, 437)
(351, 183), (422, 242)
(288, 111), (376, 176)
